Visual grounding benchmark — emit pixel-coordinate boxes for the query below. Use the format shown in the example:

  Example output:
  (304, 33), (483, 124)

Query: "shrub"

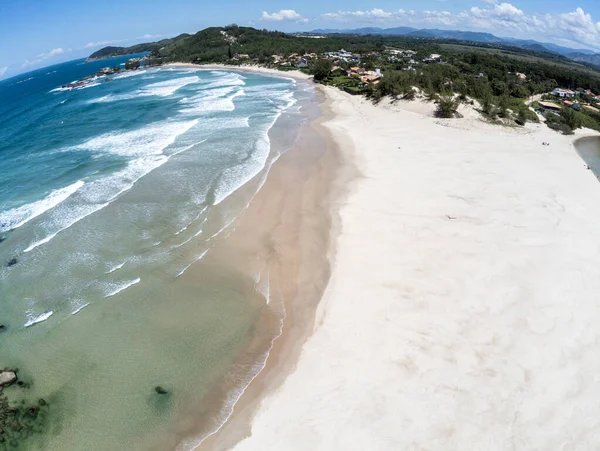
(498, 95), (510, 118)
(435, 96), (460, 118)
(547, 121), (574, 135)
(402, 88), (416, 101)
(560, 107), (582, 130)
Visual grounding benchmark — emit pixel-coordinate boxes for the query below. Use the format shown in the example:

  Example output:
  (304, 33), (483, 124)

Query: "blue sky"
(1, 0), (600, 79)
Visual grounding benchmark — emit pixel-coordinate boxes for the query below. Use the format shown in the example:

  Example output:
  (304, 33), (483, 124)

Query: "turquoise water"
(0, 58), (314, 449)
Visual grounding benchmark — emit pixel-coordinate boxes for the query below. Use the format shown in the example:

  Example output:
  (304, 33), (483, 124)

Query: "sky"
(1, 0), (600, 79)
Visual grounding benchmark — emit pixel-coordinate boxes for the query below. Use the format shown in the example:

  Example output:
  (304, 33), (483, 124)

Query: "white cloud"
(47, 48), (65, 57)
(138, 34), (162, 40)
(469, 2), (528, 29)
(323, 9), (408, 21)
(261, 9), (304, 21)
(544, 8), (600, 47)
(84, 40), (122, 49)
(321, 4), (600, 50)
(22, 47), (72, 68)
(0, 66), (7, 77)
(463, 4), (600, 48)
(423, 10), (456, 26)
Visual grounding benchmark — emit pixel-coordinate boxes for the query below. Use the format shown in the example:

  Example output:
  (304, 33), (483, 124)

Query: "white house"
(552, 88), (576, 98)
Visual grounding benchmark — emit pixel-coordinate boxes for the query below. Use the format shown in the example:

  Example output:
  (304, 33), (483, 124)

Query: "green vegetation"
(88, 25), (600, 130)
(435, 96), (460, 118)
(124, 59), (141, 70)
(310, 59), (332, 81)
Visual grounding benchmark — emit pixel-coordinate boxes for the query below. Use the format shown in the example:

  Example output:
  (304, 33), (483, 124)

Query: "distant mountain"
(311, 27), (417, 35)
(567, 52), (600, 68)
(308, 26), (599, 59)
(87, 35), (190, 60)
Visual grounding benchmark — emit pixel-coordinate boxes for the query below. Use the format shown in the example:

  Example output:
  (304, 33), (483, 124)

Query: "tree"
(498, 95), (510, 118)
(516, 104), (528, 126)
(311, 59), (332, 81)
(228, 46), (232, 60)
(560, 107), (582, 130)
(435, 96), (460, 118)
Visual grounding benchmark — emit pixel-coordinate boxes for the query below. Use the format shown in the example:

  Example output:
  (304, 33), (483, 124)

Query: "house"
(360, 74), (381, 84)
(423, 54), (442, 64)
(331, 66), (345, 75)
(551, 88), (576, 98)
(295, 59), (309, 69)
(584, 105), (600, 114)
(348, 67), (366, 77)
(564, 100), (580, 109)
(537, 101), (562, 113)
(516, 72), (527, 81)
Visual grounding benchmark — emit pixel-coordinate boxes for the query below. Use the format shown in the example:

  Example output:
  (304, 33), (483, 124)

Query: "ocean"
(0, 57), (316, 449)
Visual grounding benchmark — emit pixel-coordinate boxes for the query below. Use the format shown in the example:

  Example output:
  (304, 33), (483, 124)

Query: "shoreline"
(131, 68), (356, 450)
(190, 82), (358, 451)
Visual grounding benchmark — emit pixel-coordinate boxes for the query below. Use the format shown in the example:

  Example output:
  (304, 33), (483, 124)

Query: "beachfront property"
(564, 100), (581, 109)
(552, 88), (576, 98)
(324, 49), (361, 64)
(537, 100), (562, 113)
(270, 52), (316, 69)
(423, 53), (442, 64)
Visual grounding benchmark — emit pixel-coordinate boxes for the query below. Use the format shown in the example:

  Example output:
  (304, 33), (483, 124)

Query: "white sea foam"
(71, 302), (90, 315)
(212, 135), (272, 206)
(175, 207), (208, 236)
(107, 262), (125, 274)
(179, 86), (238, 105)
(141, 76), (200, 96)
(104, 278), (141, 298)
(74, 119), (198, 158)
(179, 89), (245, 116)
(24, 201), (110, 252)
(88, 76), (200, 104)
(176, 249), (209, 278)
(0, 180), (84, 233)
(24, 119), (199, 252)
(112, 70), (147, 79)
(24, 311), (53, 328)
(201, 76), (245, 90)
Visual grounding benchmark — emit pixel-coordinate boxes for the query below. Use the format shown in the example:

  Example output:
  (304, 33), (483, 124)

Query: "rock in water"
(6, 258), (17, 268)
(0, 370), (17, 387)
(154, 386), (168, 395)
(0, 236), (5, 243)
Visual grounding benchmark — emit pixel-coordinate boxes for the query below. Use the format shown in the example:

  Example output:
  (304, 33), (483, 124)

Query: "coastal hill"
(87, 34), (189, 60)
(89, 25), (600, 69)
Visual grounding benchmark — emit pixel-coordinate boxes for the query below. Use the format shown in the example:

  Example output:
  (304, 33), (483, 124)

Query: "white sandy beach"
(200, 77), (600, 450)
